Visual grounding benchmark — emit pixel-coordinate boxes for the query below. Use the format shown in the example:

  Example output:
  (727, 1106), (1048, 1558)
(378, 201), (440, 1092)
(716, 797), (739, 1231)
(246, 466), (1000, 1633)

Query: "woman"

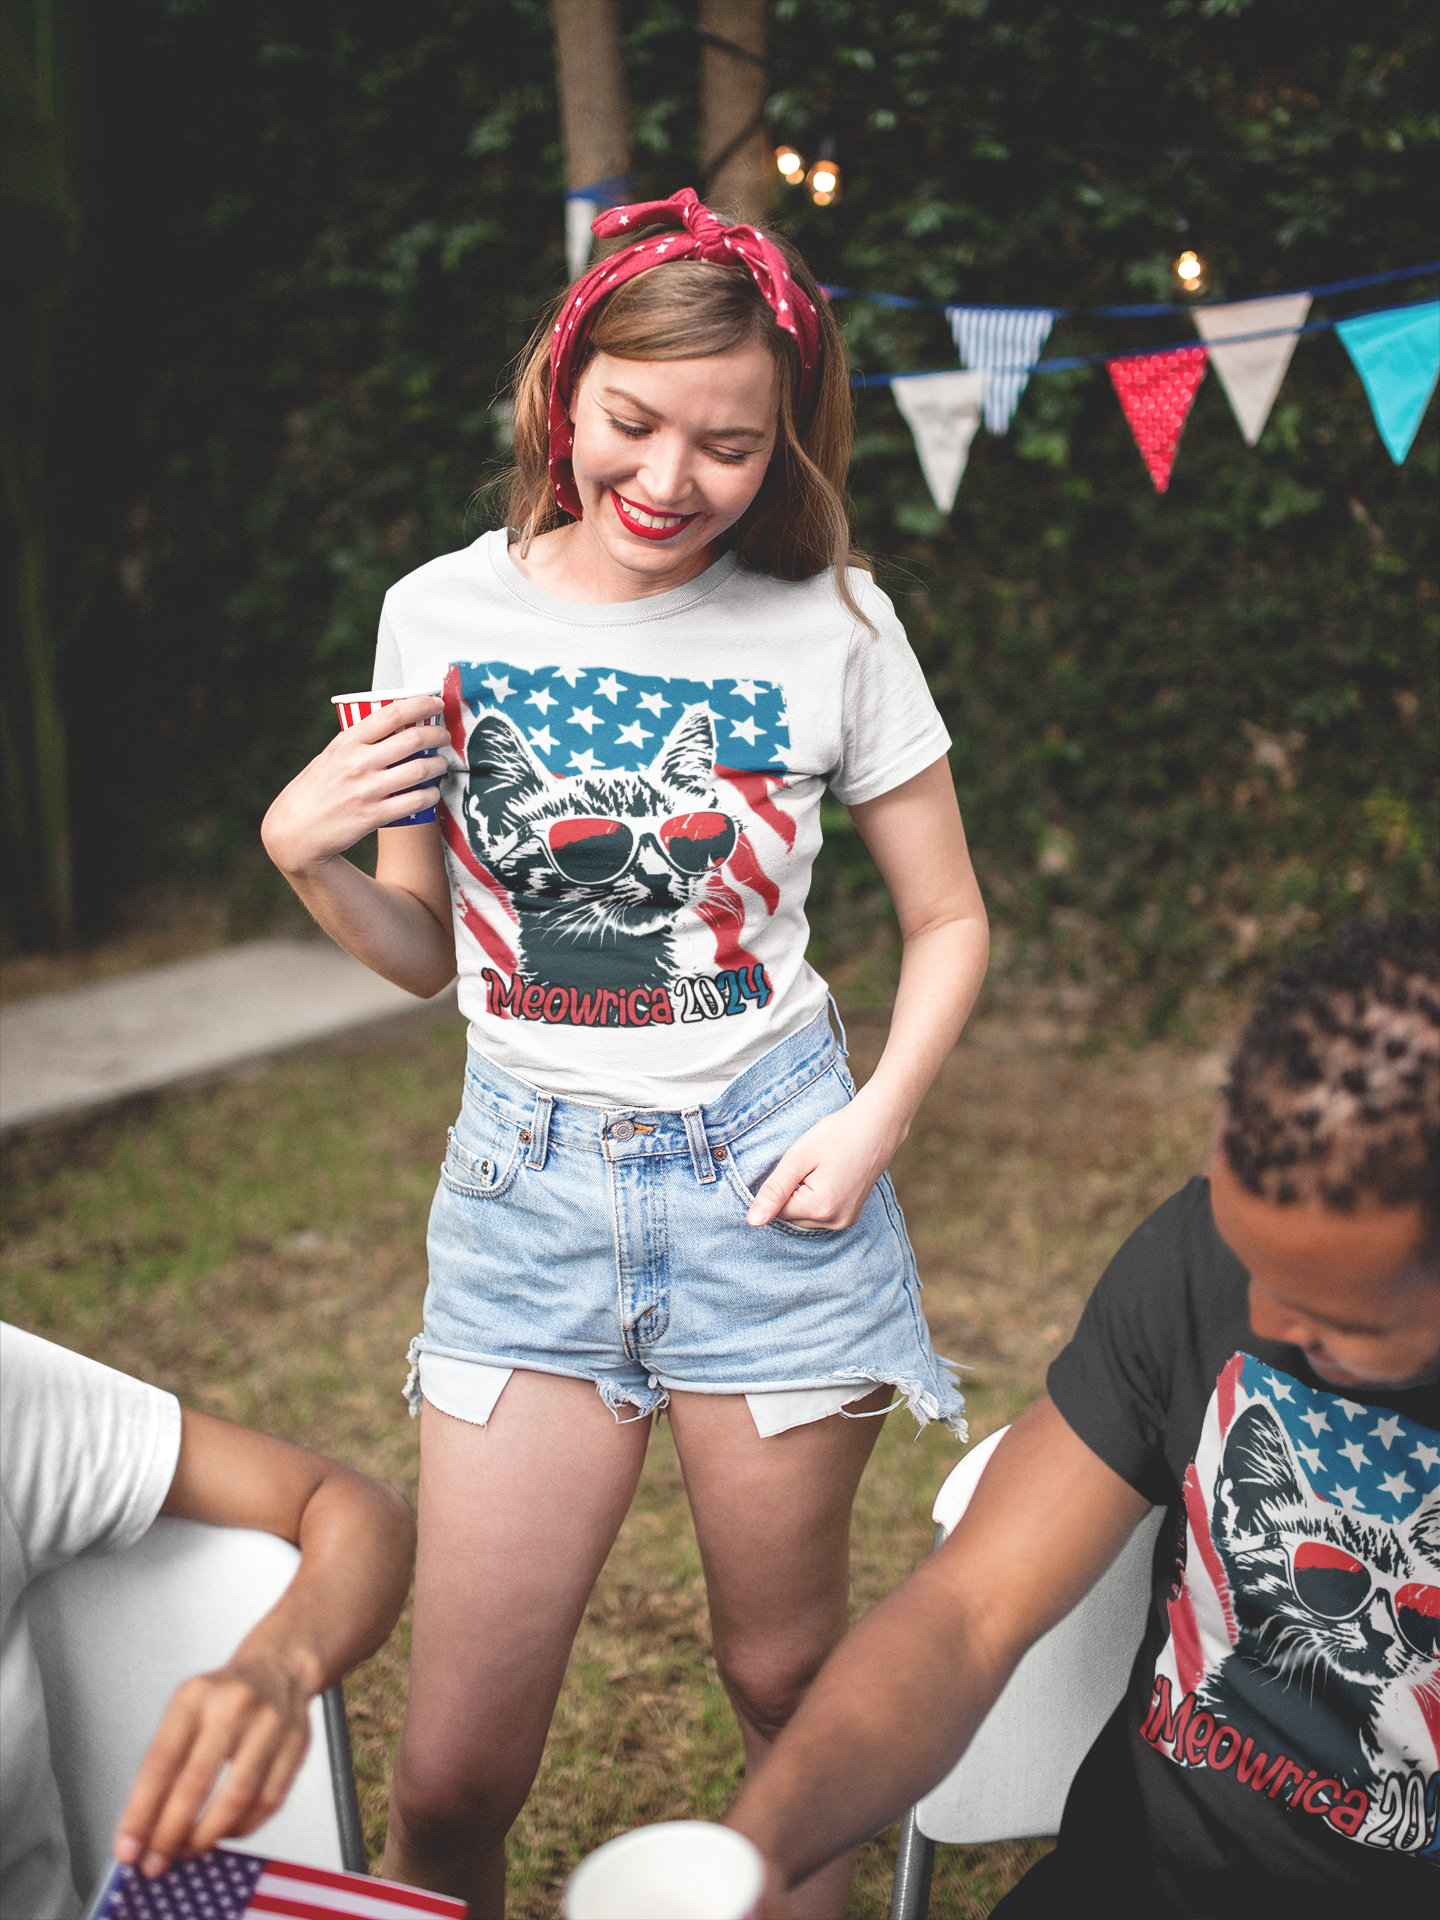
(262, 189), (988, 1919)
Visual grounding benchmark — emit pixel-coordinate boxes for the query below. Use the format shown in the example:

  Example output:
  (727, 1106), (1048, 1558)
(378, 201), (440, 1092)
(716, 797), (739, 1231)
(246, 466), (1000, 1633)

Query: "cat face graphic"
(461, 704), (730, 935)
(1210, 1401), (1440, 1710)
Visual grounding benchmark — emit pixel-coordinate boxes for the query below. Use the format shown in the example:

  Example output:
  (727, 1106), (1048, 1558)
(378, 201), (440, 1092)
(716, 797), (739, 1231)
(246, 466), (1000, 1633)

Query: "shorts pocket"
(719, 1154), (837, 1239)
(438, 1114), (524, 1199)
(718, 1066), (853, 1240)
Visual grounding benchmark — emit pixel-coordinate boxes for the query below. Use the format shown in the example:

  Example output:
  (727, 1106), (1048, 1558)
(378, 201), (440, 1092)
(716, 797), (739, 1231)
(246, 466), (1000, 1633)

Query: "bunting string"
(848, 296), (1437, 383)
(841, 280), (1438, 506)
(821, 258), (1440, 319)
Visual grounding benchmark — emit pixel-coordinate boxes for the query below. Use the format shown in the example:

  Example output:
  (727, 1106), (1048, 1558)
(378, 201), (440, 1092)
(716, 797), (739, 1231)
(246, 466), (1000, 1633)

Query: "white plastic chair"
(889, 1427), (1163, 1920)
(25, 1514), (367, 1906)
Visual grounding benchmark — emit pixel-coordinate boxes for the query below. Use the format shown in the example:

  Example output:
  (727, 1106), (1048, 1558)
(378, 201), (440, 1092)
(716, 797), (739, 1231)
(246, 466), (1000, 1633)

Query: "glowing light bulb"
(1172, 249), (1207, 294)
(775, 145), (805, 183)
(806, 157), (841, 205)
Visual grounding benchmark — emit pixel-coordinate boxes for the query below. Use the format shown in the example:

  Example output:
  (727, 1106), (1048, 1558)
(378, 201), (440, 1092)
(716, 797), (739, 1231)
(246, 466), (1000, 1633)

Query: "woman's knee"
(390, 1741), (532, 1851)
(714, 1637), (831, 1740)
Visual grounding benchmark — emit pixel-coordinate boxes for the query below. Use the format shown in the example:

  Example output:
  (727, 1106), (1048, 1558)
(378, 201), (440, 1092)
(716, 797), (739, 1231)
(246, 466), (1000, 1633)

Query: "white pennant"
(891, 371), (990, 512)
(1191, 293), (1312, 446)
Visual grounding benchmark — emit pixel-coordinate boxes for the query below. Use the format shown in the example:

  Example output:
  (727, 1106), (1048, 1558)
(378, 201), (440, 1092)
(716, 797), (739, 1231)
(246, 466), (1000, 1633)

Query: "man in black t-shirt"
(727, 916), (1438, 1916)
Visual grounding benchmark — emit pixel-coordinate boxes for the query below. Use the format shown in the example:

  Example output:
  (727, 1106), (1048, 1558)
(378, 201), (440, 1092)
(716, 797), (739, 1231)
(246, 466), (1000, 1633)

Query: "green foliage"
(1, 0), (1435, 1016)
(764, 0), (1437, 1002)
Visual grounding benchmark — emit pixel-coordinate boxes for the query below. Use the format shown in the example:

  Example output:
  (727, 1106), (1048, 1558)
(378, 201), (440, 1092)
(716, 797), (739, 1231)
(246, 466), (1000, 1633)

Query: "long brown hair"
(502, 227), (873, 626)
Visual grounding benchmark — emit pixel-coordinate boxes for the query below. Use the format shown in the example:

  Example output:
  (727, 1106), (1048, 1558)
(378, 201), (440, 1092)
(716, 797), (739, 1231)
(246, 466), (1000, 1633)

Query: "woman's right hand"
(261, 695), (448, 877)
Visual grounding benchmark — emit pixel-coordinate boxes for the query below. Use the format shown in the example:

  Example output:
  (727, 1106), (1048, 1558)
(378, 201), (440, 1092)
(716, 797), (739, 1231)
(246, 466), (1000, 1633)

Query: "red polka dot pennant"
(1107, 346), (1209, 493)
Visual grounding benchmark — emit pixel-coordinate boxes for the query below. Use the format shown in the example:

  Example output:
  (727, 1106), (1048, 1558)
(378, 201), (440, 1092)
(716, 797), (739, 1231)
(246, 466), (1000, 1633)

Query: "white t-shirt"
(0, 1324), (181, 1920)
(375, 530), (950, 1107)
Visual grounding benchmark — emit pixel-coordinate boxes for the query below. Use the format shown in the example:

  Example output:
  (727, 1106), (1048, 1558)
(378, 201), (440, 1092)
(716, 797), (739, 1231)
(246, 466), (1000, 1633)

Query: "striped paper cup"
(331, 686), (444, 827)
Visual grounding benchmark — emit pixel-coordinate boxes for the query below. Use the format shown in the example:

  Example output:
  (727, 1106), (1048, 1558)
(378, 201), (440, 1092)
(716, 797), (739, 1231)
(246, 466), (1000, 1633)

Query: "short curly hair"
(1222, 915), (1439, 1231)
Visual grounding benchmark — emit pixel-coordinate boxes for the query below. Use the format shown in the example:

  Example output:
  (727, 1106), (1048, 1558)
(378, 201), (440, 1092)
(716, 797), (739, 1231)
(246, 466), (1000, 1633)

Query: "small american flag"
(90, 1848), (466, 1920)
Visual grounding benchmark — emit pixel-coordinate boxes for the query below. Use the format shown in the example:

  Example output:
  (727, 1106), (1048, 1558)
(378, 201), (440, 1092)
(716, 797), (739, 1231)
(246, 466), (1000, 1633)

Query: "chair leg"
(889, 1806), (935, 1920)
(322, 1684), (368, 1873)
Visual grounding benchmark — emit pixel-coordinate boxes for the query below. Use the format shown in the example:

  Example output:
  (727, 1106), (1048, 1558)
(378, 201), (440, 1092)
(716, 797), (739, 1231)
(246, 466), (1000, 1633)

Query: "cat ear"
(1216, 1402), (1307, 1542)
(651, 705), (717, 797)
(464, 713), (547, 841)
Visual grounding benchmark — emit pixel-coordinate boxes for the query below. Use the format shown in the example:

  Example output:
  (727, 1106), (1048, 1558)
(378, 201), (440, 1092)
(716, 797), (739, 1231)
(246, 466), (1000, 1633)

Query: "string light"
(1172, 248), (1208, 295)
(807, 143), (841, 206)
(775, 144), (805, 185)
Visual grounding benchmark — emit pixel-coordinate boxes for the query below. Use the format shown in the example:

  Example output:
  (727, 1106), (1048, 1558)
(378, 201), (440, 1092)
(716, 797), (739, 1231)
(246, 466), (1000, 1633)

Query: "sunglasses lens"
(1397, 1583), (1440, 1659)
(659, 812), (736, 873)
(1292, 1541), (1369, 1619)
(548, 817), (633, 883)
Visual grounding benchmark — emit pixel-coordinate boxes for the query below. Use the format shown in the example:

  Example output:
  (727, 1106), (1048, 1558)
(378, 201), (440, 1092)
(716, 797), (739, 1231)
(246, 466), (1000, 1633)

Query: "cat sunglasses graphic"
(1291, 1540), (1440, 1656)
(541, 811), (739, 885)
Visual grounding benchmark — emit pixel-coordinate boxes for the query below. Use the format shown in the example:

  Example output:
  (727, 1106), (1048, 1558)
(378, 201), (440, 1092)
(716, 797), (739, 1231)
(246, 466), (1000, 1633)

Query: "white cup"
(563, 1822), (765, 1920)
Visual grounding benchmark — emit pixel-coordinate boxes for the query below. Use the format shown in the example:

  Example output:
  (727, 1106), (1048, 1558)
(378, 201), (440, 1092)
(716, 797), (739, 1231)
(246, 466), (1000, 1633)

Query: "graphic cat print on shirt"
(462, 705), (729, 992)
(439, 660), (796, 1031)
(1142, 1352), (1440, 1860)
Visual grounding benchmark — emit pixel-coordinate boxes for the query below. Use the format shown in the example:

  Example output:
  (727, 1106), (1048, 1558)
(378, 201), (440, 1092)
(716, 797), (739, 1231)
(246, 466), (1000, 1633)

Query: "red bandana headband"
(546, 187), (822, 519)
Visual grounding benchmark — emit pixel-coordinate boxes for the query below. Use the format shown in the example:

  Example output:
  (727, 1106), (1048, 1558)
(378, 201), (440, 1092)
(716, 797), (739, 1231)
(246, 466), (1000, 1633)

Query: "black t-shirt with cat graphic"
(1042, 1177), (1439, 1915)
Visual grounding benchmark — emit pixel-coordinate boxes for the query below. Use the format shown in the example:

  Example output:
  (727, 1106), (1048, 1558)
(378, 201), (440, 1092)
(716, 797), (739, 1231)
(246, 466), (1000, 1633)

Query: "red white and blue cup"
(331, 686), (444, 827)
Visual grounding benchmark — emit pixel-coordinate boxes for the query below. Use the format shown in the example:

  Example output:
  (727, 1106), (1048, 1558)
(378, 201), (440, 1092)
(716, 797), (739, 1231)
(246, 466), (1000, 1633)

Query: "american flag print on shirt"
(1143, 1351), (1440, 1862)
(91, 1848), (467, 1920)
(438, 659), (799, 1024)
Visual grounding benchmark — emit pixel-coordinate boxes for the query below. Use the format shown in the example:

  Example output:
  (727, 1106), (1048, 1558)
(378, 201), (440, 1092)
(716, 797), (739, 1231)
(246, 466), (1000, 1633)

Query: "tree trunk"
(2, 0), (81, 944)
(549, 0), (632, 278)
(699, 0), (769, 226)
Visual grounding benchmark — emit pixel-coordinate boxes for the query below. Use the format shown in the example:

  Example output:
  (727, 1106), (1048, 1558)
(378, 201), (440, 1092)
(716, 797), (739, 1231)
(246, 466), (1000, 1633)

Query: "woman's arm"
(260, 694), (457, 997)
(747, 755), (987, 1230)
(113, 1409), (416, 1876)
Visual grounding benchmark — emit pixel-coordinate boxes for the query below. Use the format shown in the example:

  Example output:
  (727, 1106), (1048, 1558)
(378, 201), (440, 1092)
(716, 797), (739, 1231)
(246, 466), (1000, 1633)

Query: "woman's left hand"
(745, 1094), (904, 1232)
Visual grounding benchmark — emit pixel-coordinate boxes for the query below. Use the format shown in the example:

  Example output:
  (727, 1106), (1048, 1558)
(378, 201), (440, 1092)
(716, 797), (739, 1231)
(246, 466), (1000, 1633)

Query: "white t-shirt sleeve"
(827, 576), (952, 807)
(0, 1324), (181, 1581)
(0, 1326), (181, 1920)
(372, 603), (405, 691)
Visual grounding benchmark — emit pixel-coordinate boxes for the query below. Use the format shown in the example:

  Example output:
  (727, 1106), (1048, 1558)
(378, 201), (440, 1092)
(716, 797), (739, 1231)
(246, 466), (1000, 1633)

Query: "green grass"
(1, 994), (1224, 1914)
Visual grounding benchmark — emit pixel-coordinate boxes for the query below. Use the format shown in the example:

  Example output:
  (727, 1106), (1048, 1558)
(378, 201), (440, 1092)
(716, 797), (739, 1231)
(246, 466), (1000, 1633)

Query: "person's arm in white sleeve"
(112, 1409), (415, 1878)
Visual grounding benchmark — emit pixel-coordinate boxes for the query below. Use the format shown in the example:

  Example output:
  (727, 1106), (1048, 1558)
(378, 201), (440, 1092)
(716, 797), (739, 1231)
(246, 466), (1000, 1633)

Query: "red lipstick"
(609, 490), (698, 542)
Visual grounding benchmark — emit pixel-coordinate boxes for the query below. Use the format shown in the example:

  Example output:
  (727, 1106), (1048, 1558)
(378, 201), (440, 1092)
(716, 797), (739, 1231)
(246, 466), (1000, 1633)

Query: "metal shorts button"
(611, 1119), (635, 1142)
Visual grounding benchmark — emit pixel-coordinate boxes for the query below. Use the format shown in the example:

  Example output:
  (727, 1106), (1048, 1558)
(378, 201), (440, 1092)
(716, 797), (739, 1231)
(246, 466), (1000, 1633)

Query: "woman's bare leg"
(666, 1387), (891, 1920)
(382, 1372), (651, 1918)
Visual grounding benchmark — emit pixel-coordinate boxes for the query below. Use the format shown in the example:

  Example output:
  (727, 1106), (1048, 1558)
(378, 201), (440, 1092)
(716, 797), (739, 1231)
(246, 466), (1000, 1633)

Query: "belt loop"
(826, 991), (850, 1059)
(682, 1106), (717, 1185)
(526, 1092), (553, 1170)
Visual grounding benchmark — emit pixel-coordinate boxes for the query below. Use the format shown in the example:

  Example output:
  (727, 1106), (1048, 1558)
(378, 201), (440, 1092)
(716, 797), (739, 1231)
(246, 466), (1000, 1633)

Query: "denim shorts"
(410, 1004), (965, 1432)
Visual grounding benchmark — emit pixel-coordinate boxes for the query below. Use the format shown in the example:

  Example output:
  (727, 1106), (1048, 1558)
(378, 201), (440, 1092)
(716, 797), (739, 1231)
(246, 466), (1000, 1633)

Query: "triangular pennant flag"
(1107, 347), (1208, 493)
(891, 371), (990, 511)
(947, 308), (1055, 434)
(1336, 300), (1440, 464)
(1191, 293), (1312, 446)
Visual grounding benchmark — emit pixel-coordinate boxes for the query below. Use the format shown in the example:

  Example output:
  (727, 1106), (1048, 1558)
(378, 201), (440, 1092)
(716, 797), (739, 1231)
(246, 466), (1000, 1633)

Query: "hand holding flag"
(90, 1848), (467, 1920)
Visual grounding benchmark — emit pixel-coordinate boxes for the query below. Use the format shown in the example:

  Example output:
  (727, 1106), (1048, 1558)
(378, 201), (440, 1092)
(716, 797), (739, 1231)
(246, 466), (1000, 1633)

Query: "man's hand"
(109, 1408), (415, 1876)
(112, 1654), (313, 1876)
